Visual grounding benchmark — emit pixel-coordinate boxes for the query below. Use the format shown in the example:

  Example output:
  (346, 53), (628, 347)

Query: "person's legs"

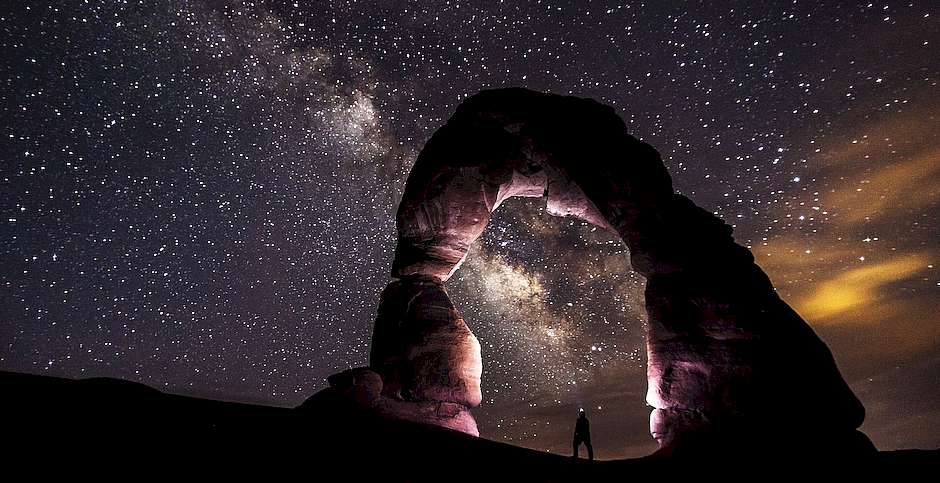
(572, 438), (580, 458)
(585, 438), (594, 460)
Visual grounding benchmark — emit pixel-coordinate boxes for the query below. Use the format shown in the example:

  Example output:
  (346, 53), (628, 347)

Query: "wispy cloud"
(796, 252), (930, 322)
(821, 147), (940, 226)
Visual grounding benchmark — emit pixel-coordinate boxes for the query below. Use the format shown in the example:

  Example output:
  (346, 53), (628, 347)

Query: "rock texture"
(359, 87), (869, 450)
(318, 278), (484, 435)
(370, 279), (482, 409)
(305, 367), (479, 436)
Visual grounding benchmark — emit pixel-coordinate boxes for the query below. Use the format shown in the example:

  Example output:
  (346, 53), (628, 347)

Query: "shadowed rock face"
(365, 87), (868, 450)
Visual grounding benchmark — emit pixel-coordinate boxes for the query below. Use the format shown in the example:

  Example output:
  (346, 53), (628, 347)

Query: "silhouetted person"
(572, 409), (594, 460)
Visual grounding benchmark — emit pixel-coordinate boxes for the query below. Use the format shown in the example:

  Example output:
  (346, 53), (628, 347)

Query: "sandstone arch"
(361, 88), (868, 452)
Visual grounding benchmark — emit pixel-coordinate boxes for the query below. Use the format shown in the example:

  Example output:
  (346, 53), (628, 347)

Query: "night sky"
(2, 1), (938, 459)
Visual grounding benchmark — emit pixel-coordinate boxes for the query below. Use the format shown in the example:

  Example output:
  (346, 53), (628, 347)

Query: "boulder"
(306, 367), (479, 436)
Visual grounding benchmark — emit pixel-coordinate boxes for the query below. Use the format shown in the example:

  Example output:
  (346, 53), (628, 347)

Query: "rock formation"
(329, 87), (870, 452)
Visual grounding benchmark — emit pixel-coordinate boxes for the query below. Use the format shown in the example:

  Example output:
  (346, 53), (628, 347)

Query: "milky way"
(2, 1), (938, 458)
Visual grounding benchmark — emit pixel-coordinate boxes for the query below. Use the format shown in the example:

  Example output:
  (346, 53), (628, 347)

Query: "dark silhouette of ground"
(1, 370), (935, 480)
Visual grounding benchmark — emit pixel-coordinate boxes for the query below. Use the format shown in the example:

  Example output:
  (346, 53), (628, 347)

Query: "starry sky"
(2, 1), (938, 459)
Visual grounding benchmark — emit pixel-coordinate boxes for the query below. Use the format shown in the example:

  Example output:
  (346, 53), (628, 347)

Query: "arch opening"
(444, 196), (651, 455)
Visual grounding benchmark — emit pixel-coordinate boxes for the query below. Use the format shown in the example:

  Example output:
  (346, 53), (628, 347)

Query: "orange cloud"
(795, 253), (931, 323)
(821, 147), (940, 226)
(786, 93), (940, 230)
(757, 95), (940, 332)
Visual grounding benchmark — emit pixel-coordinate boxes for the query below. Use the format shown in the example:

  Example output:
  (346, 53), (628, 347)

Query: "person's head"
(579, 408), (586, 418)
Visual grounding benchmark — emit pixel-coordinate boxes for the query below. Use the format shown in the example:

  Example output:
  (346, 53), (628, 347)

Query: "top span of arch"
(392, 87), (673, 281)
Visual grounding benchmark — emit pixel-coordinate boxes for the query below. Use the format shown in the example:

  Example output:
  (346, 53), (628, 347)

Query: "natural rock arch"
(336, 88), (869, 453)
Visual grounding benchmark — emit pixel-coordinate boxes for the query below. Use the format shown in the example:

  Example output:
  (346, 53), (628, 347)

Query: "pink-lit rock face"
(374, 398), (479, 437)
(369, 87), (868, 449)
(371, 279), (482, 408)
(312, 367), (479, 436)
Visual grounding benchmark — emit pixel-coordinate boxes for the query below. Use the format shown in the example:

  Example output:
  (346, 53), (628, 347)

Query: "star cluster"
(1, 1), (937, 458)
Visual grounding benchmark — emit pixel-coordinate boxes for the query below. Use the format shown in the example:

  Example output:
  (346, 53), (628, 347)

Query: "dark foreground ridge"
(3, 371), (935, 479)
